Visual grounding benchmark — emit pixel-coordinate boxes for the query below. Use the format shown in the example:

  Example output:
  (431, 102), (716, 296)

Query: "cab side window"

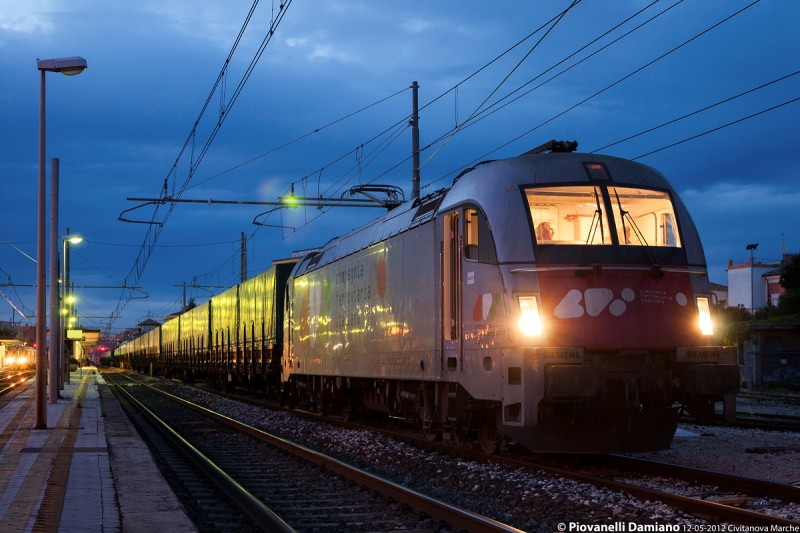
(464, 208), (497, 264)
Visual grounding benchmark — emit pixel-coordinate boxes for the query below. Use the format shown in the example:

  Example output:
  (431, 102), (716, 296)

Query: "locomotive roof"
(293, 151), (704, 275)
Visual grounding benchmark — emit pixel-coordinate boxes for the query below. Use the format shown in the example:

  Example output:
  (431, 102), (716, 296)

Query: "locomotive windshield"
(527, 185), (682, 247)
(527, 186), (612, 245)
(609, 187), (681, 247)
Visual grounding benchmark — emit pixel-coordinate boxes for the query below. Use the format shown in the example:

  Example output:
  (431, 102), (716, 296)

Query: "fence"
(743, 349), (800, 389)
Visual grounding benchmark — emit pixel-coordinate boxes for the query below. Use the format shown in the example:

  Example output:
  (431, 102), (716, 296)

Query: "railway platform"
(0, 367), (197, 533)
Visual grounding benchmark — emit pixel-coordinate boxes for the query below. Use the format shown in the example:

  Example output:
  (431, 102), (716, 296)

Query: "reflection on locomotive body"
(114, 148), (737, 453)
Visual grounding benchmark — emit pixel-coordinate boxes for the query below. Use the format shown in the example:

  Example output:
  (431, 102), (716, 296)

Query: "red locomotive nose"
(539, 271), (698, 351)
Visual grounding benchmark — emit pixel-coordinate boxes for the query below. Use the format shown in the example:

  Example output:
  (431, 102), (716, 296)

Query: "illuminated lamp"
(696, 297), (713, 336)
(518, 296), (543, 336)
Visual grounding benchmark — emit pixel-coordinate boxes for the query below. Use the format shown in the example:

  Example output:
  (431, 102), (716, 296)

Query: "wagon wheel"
(476, 410), (503, 455)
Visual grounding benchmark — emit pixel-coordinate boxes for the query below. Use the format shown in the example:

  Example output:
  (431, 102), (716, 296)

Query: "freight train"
(114, 141), (739, 453)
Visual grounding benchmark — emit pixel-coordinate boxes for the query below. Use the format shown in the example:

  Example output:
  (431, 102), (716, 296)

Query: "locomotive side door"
(442, 210), (462, 372)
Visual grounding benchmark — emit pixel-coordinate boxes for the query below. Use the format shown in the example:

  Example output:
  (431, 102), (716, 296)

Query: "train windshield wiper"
(577, 188), (605, 273)
(613, 188), (662, 277)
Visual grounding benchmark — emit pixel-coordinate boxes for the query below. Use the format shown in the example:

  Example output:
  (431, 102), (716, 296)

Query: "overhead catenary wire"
(164, 0), (616, 293)
(194, 0), (596, 199)
(353, 0), (682, 193)
(417, 0), (582, 170)
(108, 0), (294, 332)
(633, 96), (800, 160)
(177, 0), (688, 291)
(185, 86), (411, 192)
(423, 0), (684, 144)
(419, 0), (763, 191)
(118, 0), (770, 325)
(591, 68), (800, 153)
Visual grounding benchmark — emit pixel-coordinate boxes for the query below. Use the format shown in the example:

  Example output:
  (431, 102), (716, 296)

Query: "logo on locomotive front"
(554, 287), (691, 319)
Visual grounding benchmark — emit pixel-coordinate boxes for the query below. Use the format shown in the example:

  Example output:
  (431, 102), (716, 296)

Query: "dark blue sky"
(1, 0), (798, 333)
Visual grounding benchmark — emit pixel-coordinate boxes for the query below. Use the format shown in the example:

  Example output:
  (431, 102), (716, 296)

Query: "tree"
(778, 255), (800, 316)
(0, 323), (14, 338)
(183, 297), (197, 312)
(780, 254), (800, 290)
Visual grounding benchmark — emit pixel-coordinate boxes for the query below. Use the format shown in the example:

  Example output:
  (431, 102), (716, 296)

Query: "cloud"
(285, 37), (307, 47)
(0, 0), (55, 33)
(401, 19), (431, 33)
(681, 182), (800, 212)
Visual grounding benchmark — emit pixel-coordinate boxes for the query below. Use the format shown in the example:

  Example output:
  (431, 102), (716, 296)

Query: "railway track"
(739, 391), (800, 405)
(116, 371), (800, 528)
(0, 370), (35, 396)
(105, 372), (523, 533)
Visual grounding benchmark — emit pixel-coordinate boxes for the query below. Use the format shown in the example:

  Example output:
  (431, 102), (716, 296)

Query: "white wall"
(728, 265), (774, 311)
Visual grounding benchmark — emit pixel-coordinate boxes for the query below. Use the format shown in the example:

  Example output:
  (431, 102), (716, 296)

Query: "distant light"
(66, 295), (76, 304)
(284, 184), (299, 209)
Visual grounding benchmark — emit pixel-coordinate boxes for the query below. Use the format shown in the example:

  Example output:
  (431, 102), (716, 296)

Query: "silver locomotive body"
(284, 151), (738, 452)
(115, 149), (739, 453)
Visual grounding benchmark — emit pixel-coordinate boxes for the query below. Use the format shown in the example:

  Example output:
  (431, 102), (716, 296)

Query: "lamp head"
(37, 57), (87, 76)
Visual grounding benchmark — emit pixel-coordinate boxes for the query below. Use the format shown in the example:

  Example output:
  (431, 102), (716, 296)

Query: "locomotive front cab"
(490, 155), (738, 452)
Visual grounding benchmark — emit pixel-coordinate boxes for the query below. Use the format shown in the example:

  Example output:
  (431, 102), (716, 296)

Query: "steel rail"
(680, 414), (800, 433)
(108, 376), (296, 533)
(606, 455), (800, 504)
(118, 373), (525, 533)
(120, 371), (800, 527)
(199, 382), (800, 527)
(0, 371), (35, 396)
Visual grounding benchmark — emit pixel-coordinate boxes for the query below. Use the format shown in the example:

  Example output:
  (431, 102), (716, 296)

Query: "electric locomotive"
(115, 141), (739, 453)
(283, 141), (737, 453)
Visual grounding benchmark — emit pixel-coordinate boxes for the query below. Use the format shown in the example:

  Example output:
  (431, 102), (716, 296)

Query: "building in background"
(138, 319), (160, 334)
(709, 282), (728, 304)
(728, 252), (797, 312)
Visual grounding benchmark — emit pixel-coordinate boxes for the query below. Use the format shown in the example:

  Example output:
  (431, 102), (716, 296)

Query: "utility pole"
(240, 232), (247, 283)
(182, 282), (186, 310)
(411, 81), (420, 201)
(48, 158), (59, 404)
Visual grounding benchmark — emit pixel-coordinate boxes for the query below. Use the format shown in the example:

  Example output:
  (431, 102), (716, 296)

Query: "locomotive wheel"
(477, 410), (503, 455)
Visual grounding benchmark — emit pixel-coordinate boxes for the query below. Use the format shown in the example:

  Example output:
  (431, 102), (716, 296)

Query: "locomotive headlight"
(518, 296), (543, 336)
(696, 297), (713, 336)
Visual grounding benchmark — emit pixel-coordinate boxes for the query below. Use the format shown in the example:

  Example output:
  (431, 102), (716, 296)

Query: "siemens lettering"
(685, 350), (721, 358)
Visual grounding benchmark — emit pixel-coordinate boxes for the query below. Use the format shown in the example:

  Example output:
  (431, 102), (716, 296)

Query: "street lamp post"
(746, 243), (759, 315)
(36, 56), (87, 430)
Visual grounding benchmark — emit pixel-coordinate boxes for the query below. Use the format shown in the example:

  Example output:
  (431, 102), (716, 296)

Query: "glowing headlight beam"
(518, 296), (543, 336)
(696, 297), (713, 336)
